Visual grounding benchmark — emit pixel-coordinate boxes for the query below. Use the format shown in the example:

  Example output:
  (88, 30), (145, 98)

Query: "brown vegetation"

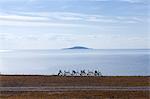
(1, 91), (149, 99)
(0, 75), (149, 87)
(0, 75), (149, 99)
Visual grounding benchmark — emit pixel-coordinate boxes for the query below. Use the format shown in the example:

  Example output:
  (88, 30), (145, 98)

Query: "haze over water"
(0, 49), (149, 76)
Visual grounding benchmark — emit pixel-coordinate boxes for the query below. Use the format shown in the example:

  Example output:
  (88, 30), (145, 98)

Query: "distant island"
(63, 46), (91, 50)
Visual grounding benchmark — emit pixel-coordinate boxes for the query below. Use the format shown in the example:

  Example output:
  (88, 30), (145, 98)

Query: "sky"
(0, 0), (149, 49)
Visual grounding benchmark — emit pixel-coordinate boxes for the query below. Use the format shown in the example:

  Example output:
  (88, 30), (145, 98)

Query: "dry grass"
(0, 75), (149, 99)
(1, 91), (149, 99)
(0, 75), (149, 87)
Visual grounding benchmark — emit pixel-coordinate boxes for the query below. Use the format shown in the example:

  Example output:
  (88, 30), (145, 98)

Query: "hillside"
(63, 46), (90, 50)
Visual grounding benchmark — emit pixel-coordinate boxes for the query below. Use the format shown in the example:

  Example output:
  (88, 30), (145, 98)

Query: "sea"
(0, 49), (149, 76)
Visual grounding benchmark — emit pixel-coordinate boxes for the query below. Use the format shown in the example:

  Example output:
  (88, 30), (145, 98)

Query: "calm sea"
(0, 49), (149, 76)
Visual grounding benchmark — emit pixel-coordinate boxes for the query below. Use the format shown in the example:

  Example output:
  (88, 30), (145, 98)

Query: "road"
(0, 86), (149, 92)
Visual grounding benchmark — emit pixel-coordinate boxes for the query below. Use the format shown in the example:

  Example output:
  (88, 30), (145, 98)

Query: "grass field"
(0, 75), (149, 99)
(1, 91), (149, 99)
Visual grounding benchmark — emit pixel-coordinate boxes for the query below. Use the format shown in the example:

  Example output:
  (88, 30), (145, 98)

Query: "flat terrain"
(0, 75), (149, 99)
(1, 86), (149, 91)
(1, 75), (149, 87)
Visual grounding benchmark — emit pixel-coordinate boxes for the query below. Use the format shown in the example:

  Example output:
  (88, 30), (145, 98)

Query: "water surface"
(0, 49), (149, 76)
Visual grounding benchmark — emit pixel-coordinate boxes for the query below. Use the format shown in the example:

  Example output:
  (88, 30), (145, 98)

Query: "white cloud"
(1, 32), (149, 49)
(89, 0), (148, 3)
(0, 11), (143, 25)
(118, 0), (148, 3)
(0, 19), (87, 27)
(0, 14), (49, 22)
(0, 0), (147, 4)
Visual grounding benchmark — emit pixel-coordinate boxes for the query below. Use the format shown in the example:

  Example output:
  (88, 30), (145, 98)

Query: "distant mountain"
(63, 46), (91, 50)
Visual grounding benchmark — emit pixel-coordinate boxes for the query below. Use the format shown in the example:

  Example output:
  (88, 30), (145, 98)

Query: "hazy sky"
(0, 0), (149, 49)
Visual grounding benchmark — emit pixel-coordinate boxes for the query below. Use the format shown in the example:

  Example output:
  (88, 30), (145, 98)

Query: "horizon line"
(0, 48), (149, 50)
